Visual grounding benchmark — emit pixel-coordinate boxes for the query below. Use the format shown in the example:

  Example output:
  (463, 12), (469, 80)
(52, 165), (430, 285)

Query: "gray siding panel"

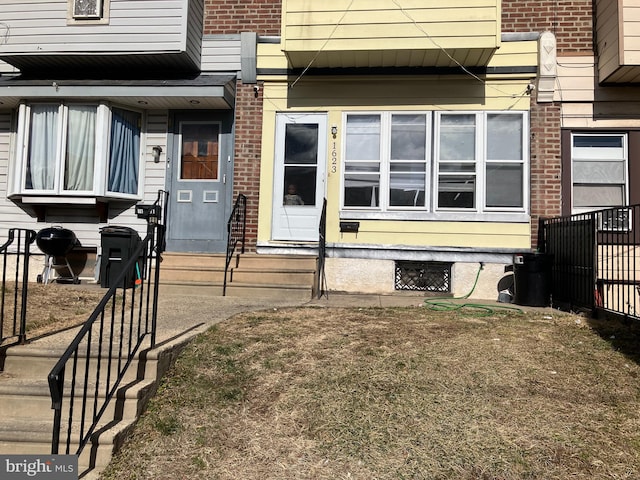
(201, 36), (242, 72)
(0, 0), (199, 57)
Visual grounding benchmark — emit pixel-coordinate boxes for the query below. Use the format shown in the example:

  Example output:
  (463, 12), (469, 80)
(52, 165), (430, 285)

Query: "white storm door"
(272, 113), (327, 241)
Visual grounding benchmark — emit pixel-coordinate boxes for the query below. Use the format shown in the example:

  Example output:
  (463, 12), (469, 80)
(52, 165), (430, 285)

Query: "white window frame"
(340, 110), (529, 219)
(177, 121), (222, 183)
(342, 112), (432, 212)
(67, 0), (110, 25)
(11, 102), (144, 202)
(570, 132), (628, 214)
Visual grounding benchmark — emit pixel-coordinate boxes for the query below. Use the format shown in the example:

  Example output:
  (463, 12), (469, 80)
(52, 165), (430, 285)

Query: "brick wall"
(204, 0), (281, 35)
(529, 99), (562, 248)
(502, 0), (594, 54)
(232, 81), (264, 251)
(503, 1), (588, 246)
(204, 1), (281, 250)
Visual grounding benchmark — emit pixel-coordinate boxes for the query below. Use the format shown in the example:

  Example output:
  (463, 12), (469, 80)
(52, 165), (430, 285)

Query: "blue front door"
(165, 112), (233, 252)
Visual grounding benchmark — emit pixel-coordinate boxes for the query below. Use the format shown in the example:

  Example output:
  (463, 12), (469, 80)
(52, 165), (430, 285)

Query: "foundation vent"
(395, 261), (451, 292)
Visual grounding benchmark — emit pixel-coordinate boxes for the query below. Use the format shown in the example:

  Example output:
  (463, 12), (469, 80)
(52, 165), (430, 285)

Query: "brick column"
(232, 80), (264, 251)
(529, 99), (562, 248)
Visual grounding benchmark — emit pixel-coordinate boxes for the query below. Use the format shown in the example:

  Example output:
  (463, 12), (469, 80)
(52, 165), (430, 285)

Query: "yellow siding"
(281, 0), (500, 68)
(326, 221), (530, 248)
(257, 35), (535, 250)
(261, 77), (531, 111)
(257, 71), (533, 249)
(258, 39), (536, 73)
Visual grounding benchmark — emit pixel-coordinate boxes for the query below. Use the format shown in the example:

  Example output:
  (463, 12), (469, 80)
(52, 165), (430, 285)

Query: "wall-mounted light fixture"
(331, 125), (338, 139)
(152, 145), (163, 163)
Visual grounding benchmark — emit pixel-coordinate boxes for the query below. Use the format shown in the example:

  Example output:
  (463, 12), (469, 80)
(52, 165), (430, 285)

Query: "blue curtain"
(108, 108), (140, 194)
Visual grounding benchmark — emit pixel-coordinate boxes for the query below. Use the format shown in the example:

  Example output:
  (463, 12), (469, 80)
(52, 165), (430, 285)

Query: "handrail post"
(223, 194), (247, 296)
(18, 230), (35, 344)
(49, 369), (64, 454)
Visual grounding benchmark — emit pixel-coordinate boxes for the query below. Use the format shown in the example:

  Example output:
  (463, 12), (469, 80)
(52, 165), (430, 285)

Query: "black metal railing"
(48, 190), (168, 457)
(315, 198), (327, 299)
(541, 204), (640, 320)
(0, 228), (37, 347)
(223, 194), (247, 296)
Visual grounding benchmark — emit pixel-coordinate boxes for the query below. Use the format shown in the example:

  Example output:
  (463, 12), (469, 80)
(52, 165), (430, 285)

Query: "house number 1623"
(331, 142), (337, 174)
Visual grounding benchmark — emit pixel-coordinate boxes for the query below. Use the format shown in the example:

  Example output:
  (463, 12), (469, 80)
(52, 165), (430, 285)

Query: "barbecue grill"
(35, 227), (80, 284)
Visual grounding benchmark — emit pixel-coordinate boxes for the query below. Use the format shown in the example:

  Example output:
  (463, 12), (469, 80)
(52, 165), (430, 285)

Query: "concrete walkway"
(153, 290), (430, 344)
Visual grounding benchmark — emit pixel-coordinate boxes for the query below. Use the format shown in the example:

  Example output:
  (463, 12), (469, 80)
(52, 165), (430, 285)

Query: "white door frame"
(272, 112), (327, 241)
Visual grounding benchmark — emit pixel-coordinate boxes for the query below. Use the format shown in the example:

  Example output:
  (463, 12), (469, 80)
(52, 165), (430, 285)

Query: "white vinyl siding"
(201, 36), (242, 72)
(0, 0), (203, 66)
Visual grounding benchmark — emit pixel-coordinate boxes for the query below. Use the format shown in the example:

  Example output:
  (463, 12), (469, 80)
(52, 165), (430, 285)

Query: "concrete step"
(159, 253), (226, 269)
(235, 254), (317, 270)
(0, 376), (156, 422)
(230, 268), (315, 286)
(0, 326), (198, 478)
(159, 266), (225, 283)
(2, 345), (147, 382)
(0, 417), (137, 473)
(157, 253), (317, 298)
(159, 281), (313, 300)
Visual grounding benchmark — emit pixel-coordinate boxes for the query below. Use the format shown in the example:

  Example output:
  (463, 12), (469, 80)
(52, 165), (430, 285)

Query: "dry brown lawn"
(100, 305), (640, 480)
(1, 283), (105, 341)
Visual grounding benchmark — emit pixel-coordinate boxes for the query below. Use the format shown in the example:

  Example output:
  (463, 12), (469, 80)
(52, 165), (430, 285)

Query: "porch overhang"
(0, 74), (237, 110)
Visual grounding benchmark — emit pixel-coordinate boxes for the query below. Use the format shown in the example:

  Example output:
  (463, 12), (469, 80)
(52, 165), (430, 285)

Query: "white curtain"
(65, 105), (96, 191)
(27, 105), (58, 190)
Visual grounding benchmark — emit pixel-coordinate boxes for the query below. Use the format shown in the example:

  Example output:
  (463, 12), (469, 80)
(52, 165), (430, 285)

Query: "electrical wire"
(390, 0), (519, 100)
(289, 0), (356, 89)
(424, 263), (524, 316)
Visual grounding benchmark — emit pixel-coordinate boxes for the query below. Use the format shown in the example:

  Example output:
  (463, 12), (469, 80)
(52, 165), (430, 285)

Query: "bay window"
(342, 110), (528, 216)
(14, 102), (142, 200)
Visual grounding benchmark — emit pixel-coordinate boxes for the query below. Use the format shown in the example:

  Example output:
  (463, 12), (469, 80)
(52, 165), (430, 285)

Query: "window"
(571, 133), (628, 212)
(72, 0), (103, 18)
(14, 102), (143, 200)
(342, 111), (527, 215)
(67, 0), (110, 24)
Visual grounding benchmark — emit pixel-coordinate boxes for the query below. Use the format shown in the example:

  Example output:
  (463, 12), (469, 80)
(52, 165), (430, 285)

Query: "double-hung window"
(571, 133), (629, 230)
(342, 111), (527, 216)
(571, 133), (627, 212)
(14, 102), (142, 200)
(344, 113), (430, 209)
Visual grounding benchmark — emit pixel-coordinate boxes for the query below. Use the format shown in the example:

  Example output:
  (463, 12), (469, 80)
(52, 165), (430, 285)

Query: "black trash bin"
(100, 226), (142, 288)
(513, 252), (552, 307)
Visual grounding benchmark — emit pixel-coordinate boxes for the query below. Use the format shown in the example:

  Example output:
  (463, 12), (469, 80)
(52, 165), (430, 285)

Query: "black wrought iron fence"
(223, 193), (247, 296)
(315, 198), (327, 299)
(48, 190), (168, 457)
(541, 204), (640, 320)
(0, 228), (37, 347)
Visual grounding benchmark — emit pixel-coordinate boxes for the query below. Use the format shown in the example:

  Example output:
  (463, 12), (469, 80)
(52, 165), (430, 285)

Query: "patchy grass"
(1, 283), (105, 340)
(101, 306), (640, 480)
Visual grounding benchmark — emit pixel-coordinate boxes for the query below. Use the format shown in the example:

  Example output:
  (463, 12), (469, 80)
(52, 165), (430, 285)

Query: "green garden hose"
(424, 263), (523, 316)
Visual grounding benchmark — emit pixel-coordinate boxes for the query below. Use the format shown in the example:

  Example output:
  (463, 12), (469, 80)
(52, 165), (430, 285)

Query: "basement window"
(394, 261), (451, 292)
